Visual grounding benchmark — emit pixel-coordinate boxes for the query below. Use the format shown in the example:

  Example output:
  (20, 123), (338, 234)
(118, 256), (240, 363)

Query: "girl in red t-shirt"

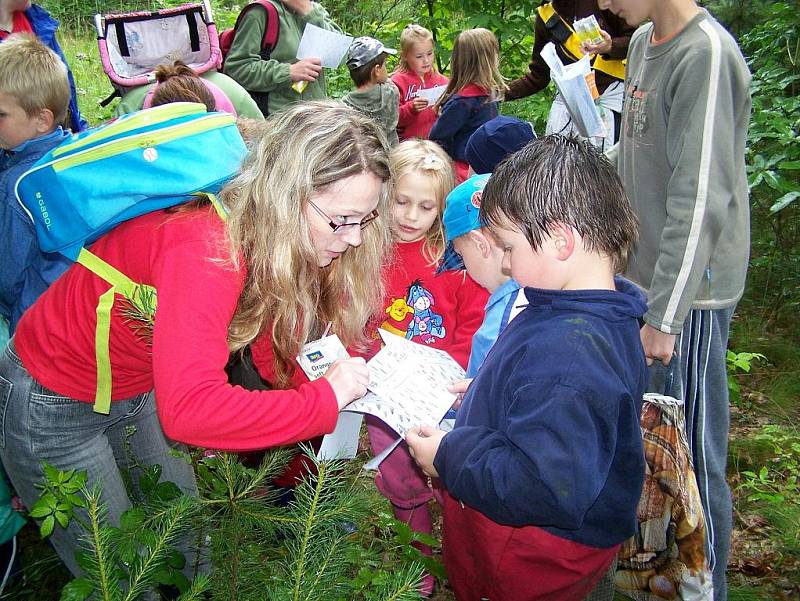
(368, 139), (487, 596)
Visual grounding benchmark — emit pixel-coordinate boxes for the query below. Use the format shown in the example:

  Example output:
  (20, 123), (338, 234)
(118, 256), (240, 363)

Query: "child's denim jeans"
(0, 340), (200, 578)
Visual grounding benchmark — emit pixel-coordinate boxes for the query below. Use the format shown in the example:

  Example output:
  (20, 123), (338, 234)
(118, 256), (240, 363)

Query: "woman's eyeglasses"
(308, 200), (379, 233)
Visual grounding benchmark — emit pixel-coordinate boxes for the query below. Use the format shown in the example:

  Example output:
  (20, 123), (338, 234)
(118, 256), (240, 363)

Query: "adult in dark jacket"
(506, 0), (634, 149)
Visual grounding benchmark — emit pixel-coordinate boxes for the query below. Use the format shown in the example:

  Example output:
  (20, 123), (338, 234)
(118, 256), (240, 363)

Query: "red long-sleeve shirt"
(377, 239), (488, 369)
(391, 69), (449, 141)
(14, 208), (338, 451)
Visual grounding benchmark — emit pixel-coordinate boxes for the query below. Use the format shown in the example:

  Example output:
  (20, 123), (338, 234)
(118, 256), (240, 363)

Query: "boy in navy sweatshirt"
(406, 135), (647, 600)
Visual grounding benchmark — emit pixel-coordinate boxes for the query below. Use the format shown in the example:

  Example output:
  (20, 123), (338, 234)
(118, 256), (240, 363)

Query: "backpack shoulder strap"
(237, 0), (280, 60)
(76, 247), (155, 415)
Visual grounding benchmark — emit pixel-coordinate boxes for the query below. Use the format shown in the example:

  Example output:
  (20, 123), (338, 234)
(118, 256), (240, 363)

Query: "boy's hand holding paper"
(406, 425), (446, 478)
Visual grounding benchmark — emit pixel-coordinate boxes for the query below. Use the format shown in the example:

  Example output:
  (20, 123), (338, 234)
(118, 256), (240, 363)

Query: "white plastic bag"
(540, 42), (606, 139)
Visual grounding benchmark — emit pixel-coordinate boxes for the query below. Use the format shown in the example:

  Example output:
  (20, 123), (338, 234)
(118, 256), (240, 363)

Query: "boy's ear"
(34, 108), (56, 135)
(467, 230), (492, 258)
(549, 222), (575, 261)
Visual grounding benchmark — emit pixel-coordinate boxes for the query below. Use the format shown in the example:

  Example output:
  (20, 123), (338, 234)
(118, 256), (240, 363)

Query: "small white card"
(414, 84), (447, 105)
(296, 334), (363, 460)
(296, 24), (353, 69)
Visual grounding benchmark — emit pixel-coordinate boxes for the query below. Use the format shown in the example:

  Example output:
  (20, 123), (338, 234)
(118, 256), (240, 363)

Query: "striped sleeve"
(645, 22), (744, 334)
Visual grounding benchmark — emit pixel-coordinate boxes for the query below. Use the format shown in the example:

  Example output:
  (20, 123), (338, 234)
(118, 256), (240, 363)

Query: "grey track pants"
(648, 306), (735, 601)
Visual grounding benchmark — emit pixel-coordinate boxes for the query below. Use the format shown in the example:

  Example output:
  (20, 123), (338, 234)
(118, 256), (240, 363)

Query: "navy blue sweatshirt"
(429, 83), (498, 163)
(434, 278), (647, 548)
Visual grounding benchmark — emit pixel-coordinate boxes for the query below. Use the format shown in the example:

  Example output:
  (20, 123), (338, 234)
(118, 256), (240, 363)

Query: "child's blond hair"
(390, 139), (455, 265)
(398, 24), (436, 73)
(0, 34), (70, 127)
(434, 28), (507, 112)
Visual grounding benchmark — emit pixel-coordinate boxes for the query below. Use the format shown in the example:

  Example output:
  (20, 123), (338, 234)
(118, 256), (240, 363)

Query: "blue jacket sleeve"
(429, 97), (471, 155)
(434, 377), (621, 530)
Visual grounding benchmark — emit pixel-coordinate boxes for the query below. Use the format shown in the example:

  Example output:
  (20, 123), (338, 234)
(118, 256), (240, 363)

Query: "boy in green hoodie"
(342, 37), (400, 147)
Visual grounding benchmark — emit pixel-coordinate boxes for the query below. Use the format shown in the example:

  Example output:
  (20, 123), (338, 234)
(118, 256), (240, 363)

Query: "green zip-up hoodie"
(342, 82), (399, 147)
(223, 1), (339, 116)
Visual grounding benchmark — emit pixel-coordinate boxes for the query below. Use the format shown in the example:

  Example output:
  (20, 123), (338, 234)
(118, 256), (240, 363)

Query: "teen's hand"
(324, 358), (369, 410)
(406, 426), (446, 477)
(411, 97), (429, 113)
(640, 323), (676, 367)
(581, 29), (613, 55)
(447, 378), (472, 410)
(290, 58), (322, 82)
(281, 0), (313, 16)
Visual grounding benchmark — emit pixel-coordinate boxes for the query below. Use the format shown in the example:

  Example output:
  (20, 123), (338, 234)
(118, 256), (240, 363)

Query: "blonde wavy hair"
(222, 101), (393, 387)
(397, 24), (437, 74)
(434, 28), (507, 112)
(390, 140), (455, 265)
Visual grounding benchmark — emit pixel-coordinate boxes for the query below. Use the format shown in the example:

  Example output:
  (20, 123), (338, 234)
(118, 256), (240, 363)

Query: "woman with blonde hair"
(0, 101), (392, 577)
(429, 28), (507, 182)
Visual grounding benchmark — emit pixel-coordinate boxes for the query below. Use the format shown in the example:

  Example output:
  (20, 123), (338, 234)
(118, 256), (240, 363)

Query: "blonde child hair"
(398, 23), (436, 73)
(222, 101), (394, 386)
(389, 139), (455, 265)
(434, 28), (507, 112)
(0, 33), (70, 126)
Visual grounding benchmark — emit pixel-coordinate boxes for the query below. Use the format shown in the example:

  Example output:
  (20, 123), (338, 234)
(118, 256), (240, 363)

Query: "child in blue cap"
(440, 174), (525, 378)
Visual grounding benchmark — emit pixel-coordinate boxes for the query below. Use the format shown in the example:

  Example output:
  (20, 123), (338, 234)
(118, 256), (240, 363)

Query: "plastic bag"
(540, 42), (606, 138)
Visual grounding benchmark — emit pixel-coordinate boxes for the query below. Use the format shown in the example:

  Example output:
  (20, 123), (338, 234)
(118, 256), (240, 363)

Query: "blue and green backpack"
(16, 102), (247, 414)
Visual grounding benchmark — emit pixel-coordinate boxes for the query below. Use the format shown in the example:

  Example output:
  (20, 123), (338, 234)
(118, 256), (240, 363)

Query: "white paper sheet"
(414, 84), (447, 105)
(316, 411), (364, 460)
(344, 331), (464, 437)
(296, 23), (353, 68)
(362, 437), (402, 471)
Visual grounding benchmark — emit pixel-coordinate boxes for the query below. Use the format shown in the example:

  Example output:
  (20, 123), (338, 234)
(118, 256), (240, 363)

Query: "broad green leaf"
(770, 191), (800, 213)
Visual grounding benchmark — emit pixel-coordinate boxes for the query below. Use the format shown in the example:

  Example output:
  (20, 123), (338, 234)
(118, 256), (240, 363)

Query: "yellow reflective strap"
(538, 1), (626, 79)
(537, 2), (584, 61)
(593, 54), (626, 80)
(92, 286), (115, 415)
(77, 248), (139, 415)
(203, 192), (228, 221)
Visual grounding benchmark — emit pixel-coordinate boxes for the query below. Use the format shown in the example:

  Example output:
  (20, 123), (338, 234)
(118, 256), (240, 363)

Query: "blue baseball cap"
(438, 174), (491, 272)
(465, 116), (536, 175)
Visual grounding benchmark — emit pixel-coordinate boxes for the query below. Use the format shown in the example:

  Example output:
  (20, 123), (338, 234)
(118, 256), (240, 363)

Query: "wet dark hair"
(151, 61), (216, 111)
(349, 53), (388, 87)
(480, 135), (638, 273)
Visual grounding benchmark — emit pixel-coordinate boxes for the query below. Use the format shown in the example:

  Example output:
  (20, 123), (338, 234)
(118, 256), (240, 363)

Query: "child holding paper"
(368, 139), (487, 596)
(429, 28), (507, 182)
(391, 24), (448, 141)
(406, 136), (647, 600)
